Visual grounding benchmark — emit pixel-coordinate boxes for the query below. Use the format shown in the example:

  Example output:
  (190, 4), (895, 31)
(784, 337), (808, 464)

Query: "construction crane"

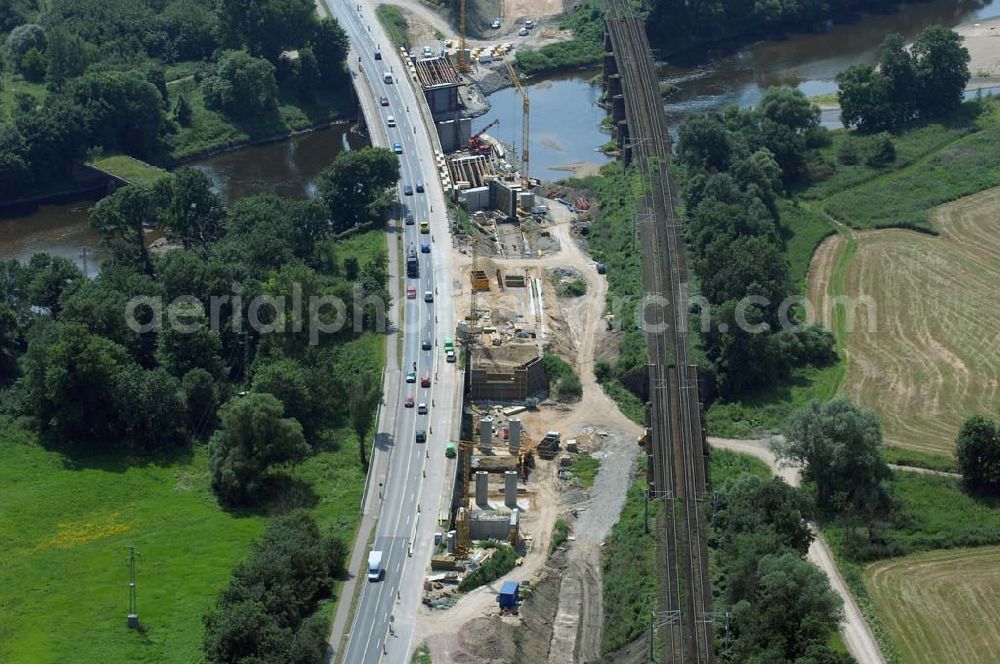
(504, 57), (529, 183)
(468, 118), (500, 155)
(454, 439), (476, 557)
(457, 0), (470, 73)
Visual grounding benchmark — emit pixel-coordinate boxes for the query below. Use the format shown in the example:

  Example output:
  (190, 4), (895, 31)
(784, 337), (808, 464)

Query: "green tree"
(217, 0), (318, 62)
(89, 184), (154, 273)
(956, 415), (1000, 493)
(71, 70), (165, 156)
(314, 147), (400, 231)
(19, 45), (46, 81)
(6, 23), (45, 72)
(153, 167), (225, 251)
(182, 367), (221, 438)
(25, 252), (83, 314)
(311, 16), (349, 85)
(208, 393), (310, 506)
(203, 599), (287, 663)
(677, 113), (733, 172)
(115, 365), (189, 451)
(836, 64), (894, 132)
(758, 86), (820, 132)
(0, 303), (22, 385)
(163, 0), (220, 60)
(348, 373), (378, 467)
(174, 94), (193, 126)
(18, 322), (131, 446)
(203, 513), (346, 662)
(879, 33), (918, 126)
(201, 50), (278, 118)
(778, 398), (893, 537)
(912, 25), (970, 118)
(11, 97), (90, 186)
(697, 234), (793, 307)
(57, 266), (161, 364)
(155, 306), (225, 379)
(217, 194), (297, 270)
(714, 475), (813, 554)
(0, 125), (32, 199)
(726, 553), (843, 662)
(296, 46), (320, 102)
(704, 300), (790, 396)
(252, 357), (323, 440)
(0, 0), (32, 33)
(864, 132), (896, 167)
(44, 29), (86, 88)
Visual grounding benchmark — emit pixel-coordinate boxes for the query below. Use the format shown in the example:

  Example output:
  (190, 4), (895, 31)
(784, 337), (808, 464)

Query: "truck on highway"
(407, 243), (419, 278)
(444, 336), (456, 363)
(367, 550), (384, 582)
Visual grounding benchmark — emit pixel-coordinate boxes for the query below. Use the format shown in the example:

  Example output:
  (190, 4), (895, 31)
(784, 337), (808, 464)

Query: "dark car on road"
(403, 184), (413, 195)
(415, 429), (426, 443)
(416, 182), (425, 193)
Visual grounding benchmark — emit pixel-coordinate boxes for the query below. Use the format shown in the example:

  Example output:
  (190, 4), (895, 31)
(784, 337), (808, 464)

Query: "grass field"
(820, 187), (1000, 455)
(865, 546), (1000, 664)
(0, 414), (368, 664)
(87, 155), (169, 187)
(376, 4), (410, 49)
(0, 423), (265, 663)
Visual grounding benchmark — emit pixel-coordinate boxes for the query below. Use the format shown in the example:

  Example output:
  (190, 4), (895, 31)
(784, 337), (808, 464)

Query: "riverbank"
(958, 16), (1000, 88)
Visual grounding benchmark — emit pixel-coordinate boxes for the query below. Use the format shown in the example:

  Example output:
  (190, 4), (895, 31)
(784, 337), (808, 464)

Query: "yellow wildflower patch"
(38, 513), (131, 550)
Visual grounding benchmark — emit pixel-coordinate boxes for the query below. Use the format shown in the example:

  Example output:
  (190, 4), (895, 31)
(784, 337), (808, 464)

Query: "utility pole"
(644, 489), (649, 533)
(649, 611), (654, 661)
(80, 247), (90, 279)
(127, 545), (139, 629)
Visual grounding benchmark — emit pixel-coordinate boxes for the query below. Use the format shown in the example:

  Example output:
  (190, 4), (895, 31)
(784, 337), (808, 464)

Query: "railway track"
(604, 3), (715, 662)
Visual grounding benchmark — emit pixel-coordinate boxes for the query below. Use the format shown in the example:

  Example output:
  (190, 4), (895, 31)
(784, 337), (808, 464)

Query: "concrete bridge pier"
(618, 120), (632, 168)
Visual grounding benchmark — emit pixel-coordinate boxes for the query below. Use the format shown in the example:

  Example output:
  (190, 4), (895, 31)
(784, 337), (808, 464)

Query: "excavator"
(467, 118), (500, 156)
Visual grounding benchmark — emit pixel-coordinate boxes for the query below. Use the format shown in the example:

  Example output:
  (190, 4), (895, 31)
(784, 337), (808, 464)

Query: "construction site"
(388, 4), (654, 661)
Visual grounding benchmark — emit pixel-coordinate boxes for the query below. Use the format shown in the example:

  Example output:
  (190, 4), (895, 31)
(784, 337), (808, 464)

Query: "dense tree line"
(837, 27), (971, 132)
(203, 512), (348, 663)
(711, 467), (849, 662)
(645, 0), (972, 56)
(3, 147), (398, 508)
(677, 88), (837, 397)
(0, 0), (349, 200)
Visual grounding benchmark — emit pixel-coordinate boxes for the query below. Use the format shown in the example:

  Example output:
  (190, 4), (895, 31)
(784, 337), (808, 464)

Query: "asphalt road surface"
(322, 1), (460, 662)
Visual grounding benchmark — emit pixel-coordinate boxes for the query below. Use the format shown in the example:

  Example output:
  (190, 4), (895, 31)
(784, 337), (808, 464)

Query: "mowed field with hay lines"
(811, 187), (1000, 455)
(865, 546), (1000, 664)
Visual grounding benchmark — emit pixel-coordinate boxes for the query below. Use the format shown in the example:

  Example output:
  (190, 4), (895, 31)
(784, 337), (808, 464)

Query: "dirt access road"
(708, 437), (887, 664)
(388, 0), (574, 51)
(413, 201), (641, 662)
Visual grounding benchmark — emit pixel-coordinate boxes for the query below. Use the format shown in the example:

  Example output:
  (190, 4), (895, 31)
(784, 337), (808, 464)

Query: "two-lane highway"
(319, 1), (460, 662)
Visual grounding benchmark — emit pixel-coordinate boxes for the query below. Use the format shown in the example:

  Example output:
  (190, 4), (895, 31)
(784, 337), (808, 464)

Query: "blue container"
(497, 580), (519, 608)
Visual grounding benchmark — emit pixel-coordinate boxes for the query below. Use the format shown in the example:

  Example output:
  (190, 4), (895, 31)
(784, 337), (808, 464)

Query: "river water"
(660, 0), (1000, 127)
(4, 0), (998, 267)
(0, 124), (362, 273)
